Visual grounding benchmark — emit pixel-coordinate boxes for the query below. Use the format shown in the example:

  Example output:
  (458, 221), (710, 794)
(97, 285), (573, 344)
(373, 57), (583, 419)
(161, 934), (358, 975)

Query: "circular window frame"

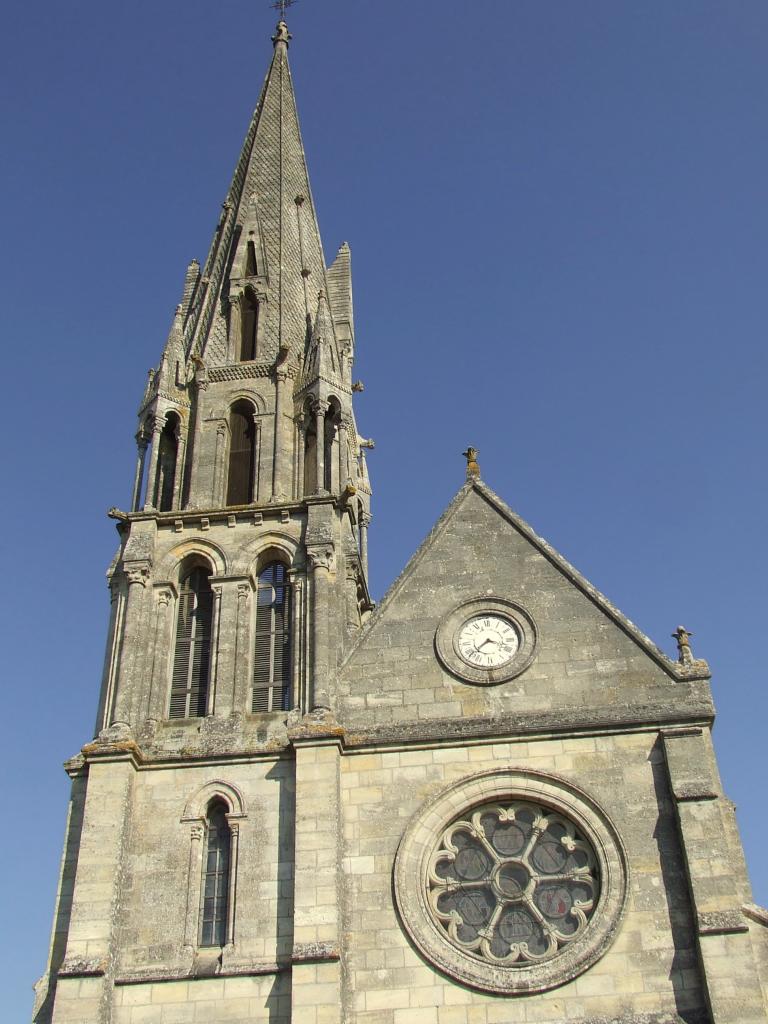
(435, 598), (537, 685)
(393, 768), (628, 995)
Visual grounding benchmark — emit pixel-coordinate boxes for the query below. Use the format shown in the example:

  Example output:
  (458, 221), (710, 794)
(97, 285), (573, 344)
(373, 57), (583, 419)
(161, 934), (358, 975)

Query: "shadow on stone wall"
(32, 774), (88, 1023)
(649, 735), (711, 1024)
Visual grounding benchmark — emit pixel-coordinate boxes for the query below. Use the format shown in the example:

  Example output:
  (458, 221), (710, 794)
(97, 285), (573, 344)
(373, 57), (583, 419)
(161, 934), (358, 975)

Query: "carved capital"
(156, 587), (173, 608)
(307, 545), (335, 574)
(237, 582), (251, 601)
(124, 561), (151, 587)
(287, 568), (304, 589)
(228, 821), (240, 839)
(312, 398), (330, 418)
(360, 511), (372, 528)
(190, 824), (204, 842)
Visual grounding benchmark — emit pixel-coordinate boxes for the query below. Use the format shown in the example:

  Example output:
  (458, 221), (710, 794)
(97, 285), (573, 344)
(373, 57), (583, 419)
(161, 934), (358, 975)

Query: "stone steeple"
(129, 19), (369, 517)
(184, 19), (329, 368)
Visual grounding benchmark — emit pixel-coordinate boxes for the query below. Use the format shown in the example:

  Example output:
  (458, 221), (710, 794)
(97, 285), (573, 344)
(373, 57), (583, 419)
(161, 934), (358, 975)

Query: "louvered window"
(240, 296), (259, 361)
(169, 567), (213, 719)
(252, 562), (291, 713)
(226, 403), (255, 506)
(199, 801), (230, 947)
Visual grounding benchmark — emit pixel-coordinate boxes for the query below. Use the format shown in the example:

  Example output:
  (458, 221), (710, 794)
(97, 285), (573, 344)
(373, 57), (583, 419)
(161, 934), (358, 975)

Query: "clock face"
(457, 614), (520, 669)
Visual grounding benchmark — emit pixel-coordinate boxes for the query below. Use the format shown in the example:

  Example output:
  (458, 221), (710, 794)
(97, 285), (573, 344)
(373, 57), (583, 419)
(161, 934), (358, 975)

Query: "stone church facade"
(34, 20), (768, 1024)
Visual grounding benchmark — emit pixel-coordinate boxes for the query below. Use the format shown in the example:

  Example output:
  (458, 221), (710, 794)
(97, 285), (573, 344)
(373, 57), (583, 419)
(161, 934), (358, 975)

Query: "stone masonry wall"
(339, 733), (707, 1024)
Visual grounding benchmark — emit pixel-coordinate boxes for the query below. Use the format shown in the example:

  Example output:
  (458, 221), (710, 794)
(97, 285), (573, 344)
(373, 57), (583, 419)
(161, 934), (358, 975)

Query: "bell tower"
(34, 20), (372, 1024)
(100, 16), (373, 734)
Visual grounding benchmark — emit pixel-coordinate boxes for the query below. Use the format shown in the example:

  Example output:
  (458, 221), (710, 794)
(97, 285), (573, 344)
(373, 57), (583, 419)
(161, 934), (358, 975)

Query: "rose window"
(427, 800), (599, 965)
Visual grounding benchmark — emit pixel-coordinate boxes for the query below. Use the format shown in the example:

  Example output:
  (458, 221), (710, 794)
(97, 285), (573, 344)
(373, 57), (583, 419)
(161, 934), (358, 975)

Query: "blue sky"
(2, 1), (767, 1016)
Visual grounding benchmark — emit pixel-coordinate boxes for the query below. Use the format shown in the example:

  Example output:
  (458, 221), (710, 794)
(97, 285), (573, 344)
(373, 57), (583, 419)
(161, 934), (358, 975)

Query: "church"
(33, 17), (768, 1024)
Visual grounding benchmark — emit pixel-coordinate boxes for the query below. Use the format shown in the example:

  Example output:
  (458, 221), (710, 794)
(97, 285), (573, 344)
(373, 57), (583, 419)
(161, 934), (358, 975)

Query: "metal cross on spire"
(271, 0), (297, 18)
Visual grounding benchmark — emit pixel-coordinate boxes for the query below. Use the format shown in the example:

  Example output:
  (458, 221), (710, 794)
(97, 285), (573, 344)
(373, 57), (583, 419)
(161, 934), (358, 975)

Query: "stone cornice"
(64, 706), (714, 772)
(112, 493), (342, 529)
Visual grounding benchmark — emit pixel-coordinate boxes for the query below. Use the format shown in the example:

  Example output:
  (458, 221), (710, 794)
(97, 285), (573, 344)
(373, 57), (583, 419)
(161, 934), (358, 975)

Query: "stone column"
(171, 425), (187, 510)
(252, 415), (262, 502)
(225, 821), (240, 948)
(110, 561), (150, 730)
(337, 417), (349, 491)
(307, 545), (334, 710)
(143, 415), (165, 510)
(313, 399), (328, 495)
(290, 736), (342, 1024)
(229, 292), (243, 361)
(294, 413), (305, 499)
(288, 569), (305, 711)
(94, 577), (124, 736)
(662, 728), (766, 1022)
(146, 585), (175, 722)
(232, 582), (252, 714)
(208, 583), (223, 716)
(212, 421), (227, 506)
(272, 369), (290, 500)
(183, 823), (205, 951)
(360, 511), (371, 579)
(131, 432), (149, 512)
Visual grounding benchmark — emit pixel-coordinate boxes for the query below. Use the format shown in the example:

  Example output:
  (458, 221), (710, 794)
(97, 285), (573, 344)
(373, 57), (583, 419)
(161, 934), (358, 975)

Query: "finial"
(272, 21), (292, 45)
(463, 447), (481, 479)
(271, 0), (295, 46)
(671, 626), (695, 666)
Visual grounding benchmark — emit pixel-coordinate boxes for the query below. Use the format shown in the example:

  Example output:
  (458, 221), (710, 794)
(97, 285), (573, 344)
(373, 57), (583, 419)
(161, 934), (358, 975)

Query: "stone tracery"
(427, 800), (598, 966)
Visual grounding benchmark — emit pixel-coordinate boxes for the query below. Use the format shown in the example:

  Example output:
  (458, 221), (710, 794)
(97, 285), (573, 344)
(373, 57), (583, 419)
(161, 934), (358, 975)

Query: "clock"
(457, 614), (520, 669)
(435, 598), (537, 684)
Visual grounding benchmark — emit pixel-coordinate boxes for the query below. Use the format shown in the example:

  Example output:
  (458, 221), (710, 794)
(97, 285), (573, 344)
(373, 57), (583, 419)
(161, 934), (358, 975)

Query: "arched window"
(170, 566), (214, 719)
(154, 413), (179, 512)
(252, 562), (291, 712)
(199, 801), (231, 947)
(226, 402), (255, 506)
(240, 294), (259, 361)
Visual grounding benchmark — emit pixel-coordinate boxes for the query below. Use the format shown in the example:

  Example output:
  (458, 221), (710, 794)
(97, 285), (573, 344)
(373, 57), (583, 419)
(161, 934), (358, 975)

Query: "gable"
(337, 482), (712, 737)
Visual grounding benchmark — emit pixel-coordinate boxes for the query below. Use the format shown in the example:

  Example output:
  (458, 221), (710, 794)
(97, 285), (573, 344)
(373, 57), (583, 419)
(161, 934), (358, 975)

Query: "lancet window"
(199, 801), (231, 947)
(303, 403), (317, 495)
(323, 402), (340, 493)
(169, 566), (214, 718)
(153, 413), (179, 512)
(252, 561), (291, 712)
(245, 241), (258, 277)
(240, 294), (259, 361)
(226, 401), (256, 506)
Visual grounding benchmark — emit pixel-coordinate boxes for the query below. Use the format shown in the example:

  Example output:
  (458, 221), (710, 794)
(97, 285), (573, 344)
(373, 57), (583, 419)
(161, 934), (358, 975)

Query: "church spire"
(181, 16), (328, 368)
